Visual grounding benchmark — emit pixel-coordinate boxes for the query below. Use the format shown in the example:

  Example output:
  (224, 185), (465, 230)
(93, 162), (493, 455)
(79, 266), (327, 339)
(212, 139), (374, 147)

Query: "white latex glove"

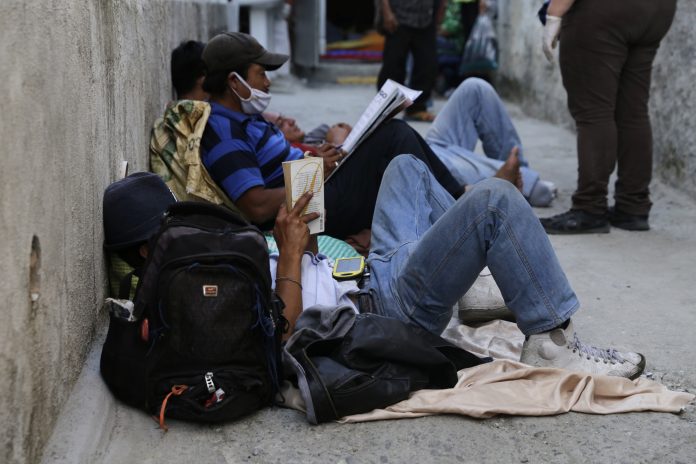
(542, 15), (562, 63)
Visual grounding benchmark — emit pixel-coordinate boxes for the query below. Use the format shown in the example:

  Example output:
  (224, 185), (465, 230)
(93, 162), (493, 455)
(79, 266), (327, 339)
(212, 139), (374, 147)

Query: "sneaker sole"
(458, 307), (516, 324)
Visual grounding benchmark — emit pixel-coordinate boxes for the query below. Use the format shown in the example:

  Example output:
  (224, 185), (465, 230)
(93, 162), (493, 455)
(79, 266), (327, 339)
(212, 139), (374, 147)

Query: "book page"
(341, 92), (400, 156)
(324, 80), (422, 182)
(282, 157), (325, 234)
(380, 79), (422, 103)
(341, 85), (399, 154)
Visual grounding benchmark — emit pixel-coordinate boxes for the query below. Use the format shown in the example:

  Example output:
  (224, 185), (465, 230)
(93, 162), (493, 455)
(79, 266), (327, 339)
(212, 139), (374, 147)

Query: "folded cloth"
(441, 318), (523, 361)
(339, 359), (695, 423)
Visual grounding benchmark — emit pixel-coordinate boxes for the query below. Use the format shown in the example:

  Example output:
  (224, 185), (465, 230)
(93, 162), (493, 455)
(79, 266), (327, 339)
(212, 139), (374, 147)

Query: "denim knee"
(469, 177), (520, 199)
(458, 77), (495, 98)
(385, 154), (430, 181)
(464, 177), (529, 217)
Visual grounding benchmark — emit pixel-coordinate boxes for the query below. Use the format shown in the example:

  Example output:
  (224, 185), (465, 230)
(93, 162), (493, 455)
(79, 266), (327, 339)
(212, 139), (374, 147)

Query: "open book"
(282, 155), (325, 234)
(324, 79), (422, 182)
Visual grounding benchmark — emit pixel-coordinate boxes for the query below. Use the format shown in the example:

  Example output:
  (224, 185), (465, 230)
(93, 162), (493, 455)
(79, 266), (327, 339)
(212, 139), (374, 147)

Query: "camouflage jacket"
(149, 100), (241, 214)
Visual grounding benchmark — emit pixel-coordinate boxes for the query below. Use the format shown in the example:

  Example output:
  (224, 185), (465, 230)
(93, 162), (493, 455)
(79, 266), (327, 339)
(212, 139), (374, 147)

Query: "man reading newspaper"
(199, 33), (522, 239)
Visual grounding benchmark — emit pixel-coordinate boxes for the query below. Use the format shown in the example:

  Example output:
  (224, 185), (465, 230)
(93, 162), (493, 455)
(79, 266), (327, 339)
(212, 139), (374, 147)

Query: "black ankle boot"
(609, 206), (650, 231)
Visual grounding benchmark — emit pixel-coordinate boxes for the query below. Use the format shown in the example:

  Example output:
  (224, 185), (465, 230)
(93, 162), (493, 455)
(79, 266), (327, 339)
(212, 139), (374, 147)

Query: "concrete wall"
(496, 0), (696, 197)
(0, 1), (227, 463)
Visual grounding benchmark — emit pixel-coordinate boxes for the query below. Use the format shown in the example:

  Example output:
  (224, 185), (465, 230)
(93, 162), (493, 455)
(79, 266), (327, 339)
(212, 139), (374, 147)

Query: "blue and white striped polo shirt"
(200, 103), (304, 201)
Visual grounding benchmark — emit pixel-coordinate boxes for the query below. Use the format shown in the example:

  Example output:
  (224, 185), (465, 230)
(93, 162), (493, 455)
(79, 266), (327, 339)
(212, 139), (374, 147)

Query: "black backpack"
(100, 202), (285, 427)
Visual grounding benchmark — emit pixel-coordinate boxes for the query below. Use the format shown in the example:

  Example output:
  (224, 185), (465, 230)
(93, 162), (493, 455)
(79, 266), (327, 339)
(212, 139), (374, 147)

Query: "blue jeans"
(366, 155), (579, 336)
(426, 78), (541, 199)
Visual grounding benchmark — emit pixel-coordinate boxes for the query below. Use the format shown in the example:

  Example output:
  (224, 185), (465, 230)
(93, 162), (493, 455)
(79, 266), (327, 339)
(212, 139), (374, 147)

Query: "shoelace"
(568, 333), (626, 364)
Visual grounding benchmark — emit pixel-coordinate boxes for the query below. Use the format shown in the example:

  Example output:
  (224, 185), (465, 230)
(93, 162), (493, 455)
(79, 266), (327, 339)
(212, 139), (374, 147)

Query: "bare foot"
(494, 146), (523, 191)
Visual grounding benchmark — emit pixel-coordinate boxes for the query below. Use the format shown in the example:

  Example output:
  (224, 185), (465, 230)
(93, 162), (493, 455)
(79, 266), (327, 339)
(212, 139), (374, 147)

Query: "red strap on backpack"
(155, 385), (188, 432)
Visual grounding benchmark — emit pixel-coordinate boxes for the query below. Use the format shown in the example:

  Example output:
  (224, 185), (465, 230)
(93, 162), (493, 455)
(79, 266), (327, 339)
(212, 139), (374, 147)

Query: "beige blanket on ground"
(339, 359), (694, 423)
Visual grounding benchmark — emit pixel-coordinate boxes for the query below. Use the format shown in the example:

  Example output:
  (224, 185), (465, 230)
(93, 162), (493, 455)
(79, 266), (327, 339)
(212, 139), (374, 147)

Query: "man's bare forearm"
(236, 186), (286, 225)
(275, 251), (303, 340)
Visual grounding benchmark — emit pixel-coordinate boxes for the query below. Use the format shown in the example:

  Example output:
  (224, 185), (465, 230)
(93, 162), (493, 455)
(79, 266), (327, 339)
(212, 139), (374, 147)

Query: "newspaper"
(324, 79), (422, 182)
(282, 155), (325, 234)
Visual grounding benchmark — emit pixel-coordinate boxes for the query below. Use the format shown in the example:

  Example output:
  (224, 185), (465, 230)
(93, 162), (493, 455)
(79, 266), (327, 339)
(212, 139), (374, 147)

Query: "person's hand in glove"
(542, 0), (577, 62)
(542, 15), (562, 62)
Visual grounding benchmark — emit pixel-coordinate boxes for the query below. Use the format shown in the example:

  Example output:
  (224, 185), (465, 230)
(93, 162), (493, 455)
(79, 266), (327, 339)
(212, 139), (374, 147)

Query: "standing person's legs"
(613, 0), (676, 219)
(406, 22), (438, 114)
(459, 0), (480, 44)
(613, 45), (657, 219)
(426, 78), (527, 165)
(377, 26), (411, 90)
(368, 155), (578, 335)
(324, 120), (463, 238)
(559, 2), (626, 216)
(541, 0), (629, 233)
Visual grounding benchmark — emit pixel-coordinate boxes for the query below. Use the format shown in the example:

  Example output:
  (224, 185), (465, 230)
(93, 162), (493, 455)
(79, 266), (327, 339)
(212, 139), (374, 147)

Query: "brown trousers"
(560, 0), (676, 216)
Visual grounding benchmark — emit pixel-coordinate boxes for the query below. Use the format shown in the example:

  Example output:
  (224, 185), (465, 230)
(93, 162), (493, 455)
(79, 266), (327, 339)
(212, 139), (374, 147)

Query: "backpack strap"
(118, 270), (138, 300)
(167, 201), (250, 227)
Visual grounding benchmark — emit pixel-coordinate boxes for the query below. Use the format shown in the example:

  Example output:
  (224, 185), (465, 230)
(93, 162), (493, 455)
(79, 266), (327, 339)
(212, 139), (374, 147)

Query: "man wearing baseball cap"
(199, 32), (467, 239)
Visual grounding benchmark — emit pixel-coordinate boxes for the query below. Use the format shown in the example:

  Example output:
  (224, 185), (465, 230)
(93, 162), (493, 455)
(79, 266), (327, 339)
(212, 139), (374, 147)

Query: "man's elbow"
(244, 206), (276, 224)
(236, 187), (283, 225)
(241, 202), (278, 225)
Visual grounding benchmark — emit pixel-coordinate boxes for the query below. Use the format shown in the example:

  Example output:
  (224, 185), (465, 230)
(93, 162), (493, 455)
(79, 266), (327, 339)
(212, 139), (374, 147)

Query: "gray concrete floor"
(46, 82), (696, 464)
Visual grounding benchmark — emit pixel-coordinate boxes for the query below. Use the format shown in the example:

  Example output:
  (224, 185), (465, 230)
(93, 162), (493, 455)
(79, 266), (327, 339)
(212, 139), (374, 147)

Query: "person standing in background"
(540, 0), (677, 234)
(376, 0), (445, 122)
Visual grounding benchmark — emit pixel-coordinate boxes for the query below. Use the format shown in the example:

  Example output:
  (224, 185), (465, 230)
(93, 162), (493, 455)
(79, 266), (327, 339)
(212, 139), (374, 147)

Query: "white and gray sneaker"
(520, 320), (645, 380)
(458, 267), (515, 324)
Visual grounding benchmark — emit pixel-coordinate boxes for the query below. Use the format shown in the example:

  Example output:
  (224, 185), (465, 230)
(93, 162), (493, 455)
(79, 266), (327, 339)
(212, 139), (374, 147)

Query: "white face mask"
(229, 71), (271, 114)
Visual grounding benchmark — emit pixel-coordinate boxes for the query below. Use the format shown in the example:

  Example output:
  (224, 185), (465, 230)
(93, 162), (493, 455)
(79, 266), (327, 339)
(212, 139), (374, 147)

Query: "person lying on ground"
(272, 153), (645, 380)
(150, 35), (542, 257)
(425, 77), (556, 207)
(198, 32), (469, 240)
(104, 160), (644, 381)
(146, 37), (454, 254)
(262, 112), (353, 154)
(265, 78), (557, 208)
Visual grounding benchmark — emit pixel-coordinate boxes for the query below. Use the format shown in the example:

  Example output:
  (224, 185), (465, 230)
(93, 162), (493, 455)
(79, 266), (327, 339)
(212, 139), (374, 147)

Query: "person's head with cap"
(103, 172), (176, 267)
(201, 32), (288, 114)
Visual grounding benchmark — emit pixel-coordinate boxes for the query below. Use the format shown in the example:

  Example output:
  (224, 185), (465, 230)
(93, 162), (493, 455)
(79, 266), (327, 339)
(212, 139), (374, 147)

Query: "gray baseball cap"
(203, 32), (289, 74)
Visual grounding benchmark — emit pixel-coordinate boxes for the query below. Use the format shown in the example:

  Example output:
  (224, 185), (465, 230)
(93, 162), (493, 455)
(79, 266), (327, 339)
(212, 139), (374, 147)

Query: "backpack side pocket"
(100, 315), (150, 408)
